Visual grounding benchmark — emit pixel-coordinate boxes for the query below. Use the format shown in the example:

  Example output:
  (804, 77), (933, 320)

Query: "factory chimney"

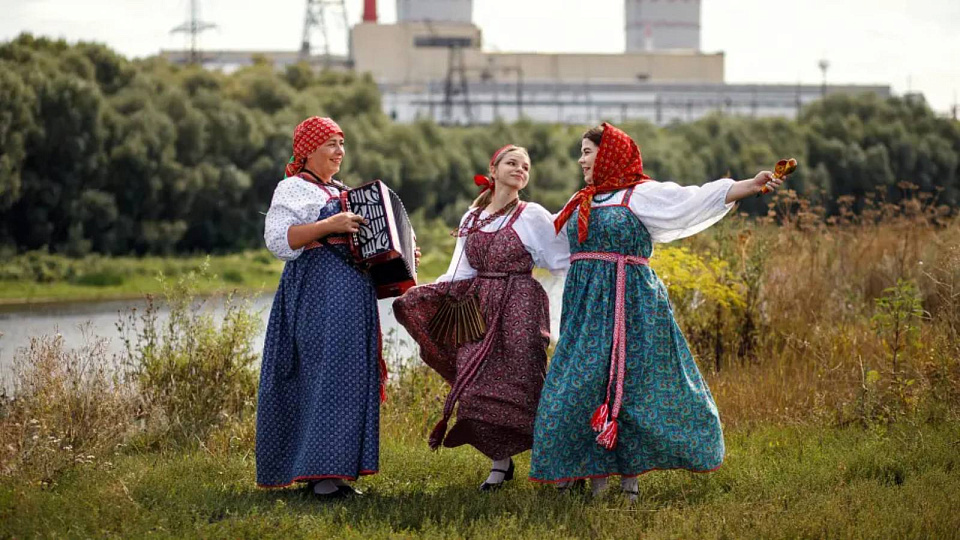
(363, 0), (378, 22)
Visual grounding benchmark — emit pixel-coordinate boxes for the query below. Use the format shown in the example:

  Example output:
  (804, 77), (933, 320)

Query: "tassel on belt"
(570, 251), (650, 451)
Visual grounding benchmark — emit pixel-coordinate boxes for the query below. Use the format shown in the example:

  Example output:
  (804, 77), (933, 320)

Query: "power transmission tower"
(442, 43), (474, 125)
(415, 20), (474, 125)
(170, 0), (217, 65)
(301, 0), (350, 67)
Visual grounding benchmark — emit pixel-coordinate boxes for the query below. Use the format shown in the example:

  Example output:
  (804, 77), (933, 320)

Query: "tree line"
(1, 34), (958, 256)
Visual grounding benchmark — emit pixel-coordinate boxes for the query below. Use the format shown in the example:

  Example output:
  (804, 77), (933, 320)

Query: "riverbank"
(0, 251), (283, 305)
(0, 250), (448, 306)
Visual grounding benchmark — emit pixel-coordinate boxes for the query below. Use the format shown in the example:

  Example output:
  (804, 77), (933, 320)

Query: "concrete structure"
(161, 49), (350, 72)
(160, 0), (891, 126)
(381, 80), (891, 125)
(397, 0), (472, 23)
(350, 21), (723, 87)
(625, 0), (701, 52)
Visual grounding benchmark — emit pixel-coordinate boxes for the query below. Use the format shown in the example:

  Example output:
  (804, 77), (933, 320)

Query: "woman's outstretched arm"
(724, 171), (780, 203)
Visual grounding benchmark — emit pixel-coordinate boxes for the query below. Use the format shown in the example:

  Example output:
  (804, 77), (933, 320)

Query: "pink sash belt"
(570, 251), (649, 450)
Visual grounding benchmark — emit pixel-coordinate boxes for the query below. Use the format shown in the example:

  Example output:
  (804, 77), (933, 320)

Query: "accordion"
(339, 180), (418, 299)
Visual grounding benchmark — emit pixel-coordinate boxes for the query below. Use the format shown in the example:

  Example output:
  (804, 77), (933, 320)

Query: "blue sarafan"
(530, 184), (727, 484)
(257, 193), (382, 488)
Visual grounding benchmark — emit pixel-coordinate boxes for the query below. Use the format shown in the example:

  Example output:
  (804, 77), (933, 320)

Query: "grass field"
(2, 414), (957, 539)
(2, 205), (959, 538)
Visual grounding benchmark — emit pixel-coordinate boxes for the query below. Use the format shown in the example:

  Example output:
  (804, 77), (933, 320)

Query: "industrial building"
(163, 0), (891, 125)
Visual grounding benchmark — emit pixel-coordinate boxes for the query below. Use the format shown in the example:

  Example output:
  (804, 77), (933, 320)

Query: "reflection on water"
(0, 275), (565, 384)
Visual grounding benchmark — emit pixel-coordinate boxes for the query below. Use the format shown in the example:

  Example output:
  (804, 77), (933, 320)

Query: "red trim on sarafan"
(528, 462), (723, 484)
(257, 469), (379, 489)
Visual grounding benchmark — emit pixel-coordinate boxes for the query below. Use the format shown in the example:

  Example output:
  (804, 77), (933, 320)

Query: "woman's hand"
(752, 170), (783, 194)
(287, 212), (365, 250)
(321, 212), (365, 234)
(724, 171), (782, 204)
(414, 246), (422, 269)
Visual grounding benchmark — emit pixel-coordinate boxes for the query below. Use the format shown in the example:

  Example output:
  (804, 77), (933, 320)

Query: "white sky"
(2, 0), (958, 114)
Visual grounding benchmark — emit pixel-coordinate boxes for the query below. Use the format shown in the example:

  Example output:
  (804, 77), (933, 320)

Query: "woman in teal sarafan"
(529, 123), (783, 501)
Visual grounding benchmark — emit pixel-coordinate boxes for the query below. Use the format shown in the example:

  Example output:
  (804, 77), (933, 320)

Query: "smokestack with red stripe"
(363, 0), (377, 22)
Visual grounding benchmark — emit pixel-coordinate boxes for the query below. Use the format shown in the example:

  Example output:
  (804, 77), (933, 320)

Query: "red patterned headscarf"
(284, 117), (344, 178)
(553, 123), (653, 243)
(473, 144), (517, 194)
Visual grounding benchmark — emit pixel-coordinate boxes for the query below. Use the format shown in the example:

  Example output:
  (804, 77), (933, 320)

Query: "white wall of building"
(380, 81), (891, 125)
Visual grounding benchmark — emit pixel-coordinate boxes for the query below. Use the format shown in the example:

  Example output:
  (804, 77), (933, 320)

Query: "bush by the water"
(0, 263), (262, 480)
(118, 262), (262, 445)
(0, 329), (136, 481)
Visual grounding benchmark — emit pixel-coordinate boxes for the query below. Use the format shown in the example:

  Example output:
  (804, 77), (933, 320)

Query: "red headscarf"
(473, 144), (517, 194)
(553, 123), (654, 243)
(284, 117), (344, 178)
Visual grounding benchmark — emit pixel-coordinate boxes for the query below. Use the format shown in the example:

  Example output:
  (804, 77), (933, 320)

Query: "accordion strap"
(304, 235), (348, 251)
(296, 170), (349, 193)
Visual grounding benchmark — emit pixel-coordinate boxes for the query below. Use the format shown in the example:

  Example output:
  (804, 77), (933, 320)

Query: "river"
(0, 275), (566, 386)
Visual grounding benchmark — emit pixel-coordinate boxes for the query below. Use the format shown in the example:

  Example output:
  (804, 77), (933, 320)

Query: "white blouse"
(585, 178), (736, 244)
(264, 177), (341, 261)
(437, 202), (571, 283)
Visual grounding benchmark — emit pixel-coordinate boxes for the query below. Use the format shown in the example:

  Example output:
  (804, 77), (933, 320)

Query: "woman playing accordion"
(256, 117), (384, 499)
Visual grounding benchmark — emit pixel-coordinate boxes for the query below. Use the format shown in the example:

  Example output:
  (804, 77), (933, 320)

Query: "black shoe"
(312, 486), (349, 500)
(336, 484), (364, 497)
(312, 483), (362, 500)
(479, 458), (515, 491)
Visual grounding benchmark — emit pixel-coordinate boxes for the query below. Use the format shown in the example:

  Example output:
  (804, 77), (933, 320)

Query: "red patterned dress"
(394, 202), (568, 460)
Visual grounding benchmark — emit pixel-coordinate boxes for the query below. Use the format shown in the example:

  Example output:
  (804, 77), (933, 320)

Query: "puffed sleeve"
(263, 178), (331, 261)
(435, 210), (478, 283)
(513, 203), (570, 276)
(629, 179), (735, 243)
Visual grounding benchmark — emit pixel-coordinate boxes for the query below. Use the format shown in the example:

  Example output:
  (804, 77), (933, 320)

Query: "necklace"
(452, 198), (519, 237)
(593, 191), (617, 203)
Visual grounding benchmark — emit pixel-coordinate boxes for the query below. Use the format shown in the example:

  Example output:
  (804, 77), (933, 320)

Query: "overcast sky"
(2, 0), (958, 114)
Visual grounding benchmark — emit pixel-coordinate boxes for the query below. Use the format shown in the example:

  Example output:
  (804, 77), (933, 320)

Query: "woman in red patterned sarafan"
(394, 145), (569, 491)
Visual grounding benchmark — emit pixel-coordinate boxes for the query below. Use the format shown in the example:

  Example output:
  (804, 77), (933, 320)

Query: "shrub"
(0, 328), (137, 481)
(119, 260), (261, 445)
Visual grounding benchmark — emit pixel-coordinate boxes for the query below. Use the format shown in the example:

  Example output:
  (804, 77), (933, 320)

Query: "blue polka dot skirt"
(256, 203), (381, 488)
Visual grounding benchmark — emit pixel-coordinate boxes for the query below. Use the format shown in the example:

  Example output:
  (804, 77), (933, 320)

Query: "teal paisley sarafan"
(530, 188), (724, 483)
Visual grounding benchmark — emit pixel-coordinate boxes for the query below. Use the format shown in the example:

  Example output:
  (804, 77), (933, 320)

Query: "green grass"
(0, 251), (284, 305)
(0, 251), (442, 305)
(2, 421), (958, 539)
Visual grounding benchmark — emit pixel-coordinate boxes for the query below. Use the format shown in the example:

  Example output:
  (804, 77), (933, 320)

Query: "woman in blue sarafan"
(256, 116), (385, 499)
(529, 123), (784, 502)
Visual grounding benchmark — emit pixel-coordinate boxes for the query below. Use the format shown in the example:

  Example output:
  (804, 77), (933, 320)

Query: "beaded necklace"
(451, 198), (519, 237)
(593, 191), (617, 204)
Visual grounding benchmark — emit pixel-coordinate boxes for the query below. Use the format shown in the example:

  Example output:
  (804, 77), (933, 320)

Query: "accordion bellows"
(340, 180), (418, 299)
